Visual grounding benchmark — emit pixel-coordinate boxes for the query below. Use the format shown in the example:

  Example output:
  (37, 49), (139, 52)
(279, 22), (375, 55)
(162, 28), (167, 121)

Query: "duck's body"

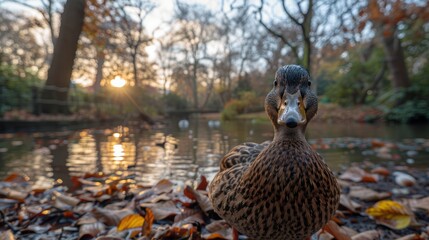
(209, 65), (340, 240)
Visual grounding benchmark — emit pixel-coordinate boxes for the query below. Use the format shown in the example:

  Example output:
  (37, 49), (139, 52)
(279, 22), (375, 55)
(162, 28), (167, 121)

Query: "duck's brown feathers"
(209, 139), (340, 240)
(220, 141), (270, 170)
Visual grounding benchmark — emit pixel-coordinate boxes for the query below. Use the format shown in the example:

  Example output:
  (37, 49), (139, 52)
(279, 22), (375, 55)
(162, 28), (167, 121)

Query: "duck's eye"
(308, 81), (311, 87)
(274, 80), (277, 86)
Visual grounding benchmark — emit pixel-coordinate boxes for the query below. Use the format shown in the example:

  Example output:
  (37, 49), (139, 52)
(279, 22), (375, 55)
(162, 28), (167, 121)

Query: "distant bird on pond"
(208, 120), (220, 128)
(209, 65), (340, 240)
(178, 119), (189, 129)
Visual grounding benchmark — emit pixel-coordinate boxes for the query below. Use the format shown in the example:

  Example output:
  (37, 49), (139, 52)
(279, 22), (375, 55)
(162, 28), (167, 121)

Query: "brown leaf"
(53, 191), (80, 210)
(351, 230), (380, 240)
(152, 225), (195, 239)
(79, 222), (106, 239)
(196, 176), (208, 191)
(173, 208), (205, 227)
(203, 220), (232, 239)
(153, 179), (173, 194)
(205, 220), (230, 233)
(371, 167), (390, 176)
(142, 208), (154, 236)
(394, 234), (425, 240)
(349, 186), (391, 201)
(322, 220), (352, 240)
(93, 207), (134, 226)
(0, 188), (28, 202)
(140, 193), (171, 203)
(136, 189), (155, 202)
(339, 167), (378, 183)
(184, 186), (213, 214)
(340, 194), (362, 213)
(401, 196), (429, 213)
(140, 201), (180, 220)
(3, 173), (29, 183)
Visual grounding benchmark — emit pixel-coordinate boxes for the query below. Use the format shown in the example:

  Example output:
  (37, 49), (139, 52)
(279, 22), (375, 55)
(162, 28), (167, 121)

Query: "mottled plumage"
(209, 65), (340, 240)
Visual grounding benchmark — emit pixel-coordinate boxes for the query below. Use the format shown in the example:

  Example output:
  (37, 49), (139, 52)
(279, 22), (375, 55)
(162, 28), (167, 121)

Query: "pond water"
(0, 116), (428, 188)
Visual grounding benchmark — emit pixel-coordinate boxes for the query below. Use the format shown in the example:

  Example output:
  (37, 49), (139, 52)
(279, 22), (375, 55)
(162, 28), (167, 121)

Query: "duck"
(208, 65), (340, 240)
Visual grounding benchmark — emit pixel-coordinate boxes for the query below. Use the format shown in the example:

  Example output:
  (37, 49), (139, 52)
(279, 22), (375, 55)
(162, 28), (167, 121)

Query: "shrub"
(221, 91), (260, 120)
(379, 86), (429, 123)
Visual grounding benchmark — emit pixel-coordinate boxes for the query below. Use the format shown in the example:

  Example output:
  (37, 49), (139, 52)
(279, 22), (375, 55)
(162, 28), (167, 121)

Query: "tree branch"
(257, 0), (299, 60)
(281, 0), (301, 25)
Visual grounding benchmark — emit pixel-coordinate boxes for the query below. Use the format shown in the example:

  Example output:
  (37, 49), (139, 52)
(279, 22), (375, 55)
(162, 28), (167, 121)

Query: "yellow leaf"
(117, 214), (144, 232)
(366, 200), (412, 230)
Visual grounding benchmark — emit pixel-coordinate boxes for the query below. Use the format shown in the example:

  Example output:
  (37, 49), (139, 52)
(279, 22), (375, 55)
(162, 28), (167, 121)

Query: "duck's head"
(265, 65), (317, 136)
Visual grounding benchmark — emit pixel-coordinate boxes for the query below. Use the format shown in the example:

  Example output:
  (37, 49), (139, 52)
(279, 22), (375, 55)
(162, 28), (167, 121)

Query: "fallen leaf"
(79, 222), (106, 239)
(339, 194), (362, 213)
(339, 167), (367, 182)
(74, 202), (95, 215)
(117, 214), (144, 232)
(136, 189), (155, 202)
(21, 224), (51, 234)
(393, 172), (416, 187)
(351, 230), (380, 240)
(322, 220), (351, 240)
(371, 167), (390, 176)
(140, 193), (171, 203)
(196, 176), (208, 191)
(53, 191), (80, 210)
(0, 187), (28, 201)
(140, 200), (180, 220)
(339, 167), (378, 183)
(371, 140), (385, 148)
(203, 220), (233, 240)
(153, 179), (173, 194)
(395, 234), (425, 240)
(205, 220), (230, 233)
(152, 225), (195, 239)
(142, 208), (154, 236)
(31, 176), (54, 192)
(3, 173), (29, 183)
(173, 208), (205, 227)
(184, 186), (213, 214)
(403, 196), (429, 213)
(366, 200), (413, 230)
(93, 207), (134, 226)
(349, 186), (390, 201)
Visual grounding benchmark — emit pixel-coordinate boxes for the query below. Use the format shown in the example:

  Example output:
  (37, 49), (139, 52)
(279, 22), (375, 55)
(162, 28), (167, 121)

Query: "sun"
(110, 76), (127, 88)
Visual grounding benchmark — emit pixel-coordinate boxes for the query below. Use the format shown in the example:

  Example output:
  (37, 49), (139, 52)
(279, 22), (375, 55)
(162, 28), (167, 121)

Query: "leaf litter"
(1, 137), (429, 239)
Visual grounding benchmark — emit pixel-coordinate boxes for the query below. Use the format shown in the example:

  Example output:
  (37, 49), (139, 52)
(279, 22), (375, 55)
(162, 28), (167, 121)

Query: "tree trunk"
(302, 0), (313, 72)
(40, 0), (85, 114)
(191, 61), (199, 109)
(382, 34), (410, 90)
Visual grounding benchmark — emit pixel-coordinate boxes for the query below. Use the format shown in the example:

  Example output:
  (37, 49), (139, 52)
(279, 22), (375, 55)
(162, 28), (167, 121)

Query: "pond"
(1, 116), (429, 188)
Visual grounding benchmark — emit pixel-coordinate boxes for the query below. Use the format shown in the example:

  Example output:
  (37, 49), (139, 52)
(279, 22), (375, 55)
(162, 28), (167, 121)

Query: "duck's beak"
(277, 92), (307, 128)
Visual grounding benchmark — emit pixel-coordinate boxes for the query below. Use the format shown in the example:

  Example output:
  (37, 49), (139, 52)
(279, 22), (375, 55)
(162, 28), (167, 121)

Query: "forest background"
(0, 0), (428, 124)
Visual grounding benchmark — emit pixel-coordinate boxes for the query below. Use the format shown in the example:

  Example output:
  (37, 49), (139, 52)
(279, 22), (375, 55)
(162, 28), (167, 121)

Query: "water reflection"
(0, 118), (428, 187)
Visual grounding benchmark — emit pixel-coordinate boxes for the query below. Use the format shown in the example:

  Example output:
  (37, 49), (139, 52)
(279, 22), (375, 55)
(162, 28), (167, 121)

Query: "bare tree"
(114, 0), (155, 87)
(168, 2), (220, 109)
(257, 0), (313, 72)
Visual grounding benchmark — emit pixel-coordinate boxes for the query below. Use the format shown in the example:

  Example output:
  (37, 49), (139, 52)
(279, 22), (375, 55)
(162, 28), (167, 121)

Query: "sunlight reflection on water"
(0, 117), (428, 188)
